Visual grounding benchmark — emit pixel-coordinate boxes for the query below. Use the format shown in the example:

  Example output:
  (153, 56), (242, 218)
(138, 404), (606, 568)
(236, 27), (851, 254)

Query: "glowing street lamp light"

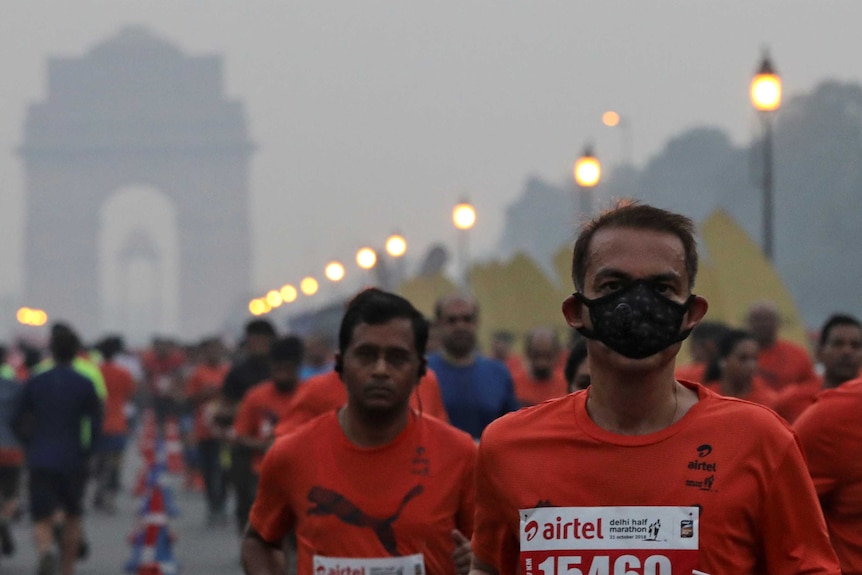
(751, 56), (782, 112)
(280, 284), (298, 303)
(602, 111), (620, 127)
(325, 261), (346, 282)
(574, 146), (601, 216)
(452, 199), (476, 287)
(452, 201), (477, 230)
(751, 51), (782, 261)
(266, 290), (283, 308)
(356, 247), (377, 270)
(385, 234), (407, 258)
(16, 307), (48, 326)
(249, 298), (268, 316)
(300, 276), (319, 296)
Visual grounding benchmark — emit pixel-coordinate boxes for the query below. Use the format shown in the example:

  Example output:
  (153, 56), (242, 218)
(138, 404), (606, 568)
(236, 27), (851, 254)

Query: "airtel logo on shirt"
(524, 517), (605, 541)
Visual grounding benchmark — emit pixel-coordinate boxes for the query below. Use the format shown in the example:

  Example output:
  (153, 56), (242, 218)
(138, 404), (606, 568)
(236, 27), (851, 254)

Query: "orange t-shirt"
(274, 369), (449, 436)
(794, 378), (862, 575)
(704, 375), (779, 409)
(250, 411), (476, 575)
(233, 381), (300, 473)
(757, 339), (816, 391)
(99, 362), (137, 435)
(674, 362), (706, 383)
(773, 376), (822, 423)
(472, 382), (839, 575)
(511, 369), (568, 407)
(185, 363), (229, 441)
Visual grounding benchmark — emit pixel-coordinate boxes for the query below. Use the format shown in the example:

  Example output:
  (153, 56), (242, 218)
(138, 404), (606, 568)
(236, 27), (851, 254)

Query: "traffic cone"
(126, 483), (179, 574)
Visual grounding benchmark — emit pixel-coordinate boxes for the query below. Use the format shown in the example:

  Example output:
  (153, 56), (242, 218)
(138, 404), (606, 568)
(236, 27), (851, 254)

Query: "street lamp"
(602, 111), (633, 165)
(385, 234), (407, 258)
(265, 290), (283, 308)
(452, 200), (476, 287)
(751, 50), (781, 261)
(356, 247), (377, 270)
(300, 276), (319, 296)
(280, 284), (298, 303)
(325, 261), (346, 282)
(574, 146), (601, 217)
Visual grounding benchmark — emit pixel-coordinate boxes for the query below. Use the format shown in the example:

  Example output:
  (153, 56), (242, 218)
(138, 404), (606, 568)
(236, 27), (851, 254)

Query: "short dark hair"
(339, 288), (429, 357)
(245, 318), (276, 338)
(50, 324), (81, 363)
(704, 329), (755, 382)
(571, 200), (699, 291)
(96, 336), (122, 361)
(819, 314), (862, 347)
(270, 336), (305, 364)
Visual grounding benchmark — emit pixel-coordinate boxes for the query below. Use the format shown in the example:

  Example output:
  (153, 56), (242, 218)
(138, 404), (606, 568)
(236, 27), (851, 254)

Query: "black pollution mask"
(575, 281), (695, 359)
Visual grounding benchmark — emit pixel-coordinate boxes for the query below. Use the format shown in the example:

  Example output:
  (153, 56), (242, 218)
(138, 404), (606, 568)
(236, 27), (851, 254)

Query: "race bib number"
(313, 553), (425, 575)
(520, 507), (699, 575)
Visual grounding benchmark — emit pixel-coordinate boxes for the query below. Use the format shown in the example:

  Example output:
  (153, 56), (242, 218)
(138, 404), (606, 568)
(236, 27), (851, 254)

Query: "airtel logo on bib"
(524, 517), (605, 541)
(525, 520), (539, 541)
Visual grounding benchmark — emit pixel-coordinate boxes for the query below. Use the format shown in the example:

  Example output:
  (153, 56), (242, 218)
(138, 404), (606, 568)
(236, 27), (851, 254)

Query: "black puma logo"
(307, 485), (424, 554)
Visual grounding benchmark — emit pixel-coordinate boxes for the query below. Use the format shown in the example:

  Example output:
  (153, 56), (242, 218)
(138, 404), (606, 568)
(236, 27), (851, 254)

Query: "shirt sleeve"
(249, 439), (296, 543)
(794, 400), (842, 499)
(472, 430), (520, 575)
(758, 433), (841, 574)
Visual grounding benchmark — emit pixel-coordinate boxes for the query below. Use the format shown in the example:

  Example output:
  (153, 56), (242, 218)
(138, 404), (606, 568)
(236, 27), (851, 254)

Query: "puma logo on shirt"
(306, 485), (424, 554)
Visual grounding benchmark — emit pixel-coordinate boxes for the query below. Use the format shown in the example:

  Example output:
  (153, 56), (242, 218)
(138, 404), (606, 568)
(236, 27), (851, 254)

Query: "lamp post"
(452, 200), (476, 288)
(384, 234), (407, 291)
(602, 111), (633, 166)
(750, 51), (782, 261)
(574, 146), (601, 217)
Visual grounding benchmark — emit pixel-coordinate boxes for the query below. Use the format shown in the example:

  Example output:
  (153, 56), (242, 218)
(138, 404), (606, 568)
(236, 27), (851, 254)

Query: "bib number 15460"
(536, 554), (672, 575)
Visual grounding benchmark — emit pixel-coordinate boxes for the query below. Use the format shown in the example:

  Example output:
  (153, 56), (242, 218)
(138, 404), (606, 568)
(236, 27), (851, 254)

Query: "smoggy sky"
(2, 1), (860, 335)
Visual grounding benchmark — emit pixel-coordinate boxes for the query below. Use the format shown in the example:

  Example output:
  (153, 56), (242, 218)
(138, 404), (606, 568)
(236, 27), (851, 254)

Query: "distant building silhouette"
(19, 26), (255, 339)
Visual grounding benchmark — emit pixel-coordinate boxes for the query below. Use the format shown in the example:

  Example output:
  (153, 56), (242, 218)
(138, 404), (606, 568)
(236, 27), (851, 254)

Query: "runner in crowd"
(469, 201), (839, 575)
(242, 288), (476, 575)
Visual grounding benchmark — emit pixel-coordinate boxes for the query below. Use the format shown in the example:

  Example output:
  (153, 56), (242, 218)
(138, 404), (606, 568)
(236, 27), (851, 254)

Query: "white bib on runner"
(520, 506), (699, 575)
(313, 553), (425, 575)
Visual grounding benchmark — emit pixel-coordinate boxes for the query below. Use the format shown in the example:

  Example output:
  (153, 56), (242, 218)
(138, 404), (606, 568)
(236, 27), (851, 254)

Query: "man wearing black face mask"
(469, 201), (840, 575)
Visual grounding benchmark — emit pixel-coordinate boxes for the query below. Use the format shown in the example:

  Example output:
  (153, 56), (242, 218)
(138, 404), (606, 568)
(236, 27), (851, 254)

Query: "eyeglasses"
(443, 314), (476, 325)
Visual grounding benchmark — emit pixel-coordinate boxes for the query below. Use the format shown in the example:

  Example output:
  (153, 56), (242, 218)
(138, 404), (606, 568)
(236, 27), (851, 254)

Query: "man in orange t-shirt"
(92, 337), (137, 513)
(511, 327), (568, 406)
(795, 378), (862, 575)
(746, 301), (816, 391)
(242, 289), (475, 575)
(273, 368), (448, 436)
(185, 337), (230, 524)
(774, 313), (862, 423)
(234, 336), (304, 477)
(470, 203), (838, 575)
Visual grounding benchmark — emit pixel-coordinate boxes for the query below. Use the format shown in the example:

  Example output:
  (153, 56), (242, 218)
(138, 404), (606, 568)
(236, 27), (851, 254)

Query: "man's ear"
(562, 295), (585, 329)
(334, 353), (343, 377)
(683, 295), (710, 331)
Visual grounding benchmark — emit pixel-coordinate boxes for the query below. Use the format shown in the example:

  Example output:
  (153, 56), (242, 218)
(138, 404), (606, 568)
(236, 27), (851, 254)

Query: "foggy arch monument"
(19, 26), (254, 339)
